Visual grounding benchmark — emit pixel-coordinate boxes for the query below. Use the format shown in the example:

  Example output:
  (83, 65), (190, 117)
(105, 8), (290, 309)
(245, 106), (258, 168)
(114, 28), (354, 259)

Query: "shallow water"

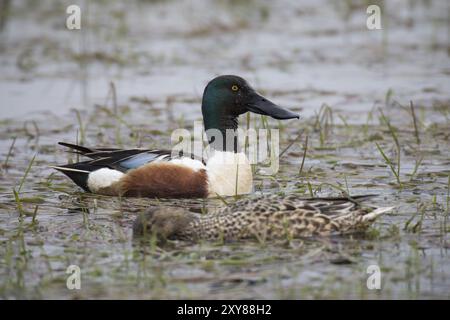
(0, 0), (449, 299)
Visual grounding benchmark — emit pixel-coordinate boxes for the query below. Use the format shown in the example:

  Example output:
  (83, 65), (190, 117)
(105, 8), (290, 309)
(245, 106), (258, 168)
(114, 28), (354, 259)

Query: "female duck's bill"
(52, 75), (300, 198)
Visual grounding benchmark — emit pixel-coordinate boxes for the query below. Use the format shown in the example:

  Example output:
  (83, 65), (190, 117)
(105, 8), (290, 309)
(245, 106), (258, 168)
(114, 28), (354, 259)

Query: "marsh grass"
(375, 103), (428, 186)
(298, 135), (308, 176)
(412, 205), (426, 233)
(234, 162), (239, 197)
(307, 181), (314, 197)
(3, 136), (16, 170)
(362, 108), (374, 138)
(74, 109), (85, 145)
(215, 193), (229, 206)
(17, 155), (36, 194)
(12, 189), (24, 216)
(375, 142), (402, 187)
(75, 129), (80, 163)
(23, 120), (40, 151)
(409, 101), (420, 145)
(443, 175), (450, 237)
(282, 218), (293, 244)
(317, 181), (354, 199)
(279, 130), (303, 159)
(260, 115), (271, 154)
(344, 175), (350, 195)
(31, 205), (39, 224)
(314, 104), (333, 147)
(404, 203), (425, 233)
(409, 155), (424, 181)
(108, 82), (123, 146)
(244, 112), (251, 154)
(447, 175), (450, 214)
(97, 105), (139, 147)
(377, 109), (402, 188)
(109, 81), (118, 116)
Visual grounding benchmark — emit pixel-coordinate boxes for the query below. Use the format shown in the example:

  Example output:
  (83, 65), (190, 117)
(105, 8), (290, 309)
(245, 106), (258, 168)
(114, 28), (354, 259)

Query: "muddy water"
(0, 0), (449, 299)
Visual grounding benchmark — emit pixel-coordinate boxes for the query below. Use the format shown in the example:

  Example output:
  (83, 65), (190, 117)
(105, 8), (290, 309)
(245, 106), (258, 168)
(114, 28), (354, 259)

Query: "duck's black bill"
(246, 92), (299, 120)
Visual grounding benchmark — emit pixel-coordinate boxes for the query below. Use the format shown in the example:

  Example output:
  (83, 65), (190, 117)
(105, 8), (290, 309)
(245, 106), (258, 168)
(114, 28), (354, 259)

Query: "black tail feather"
(58, 142), (94, 155)
(51, 162), (97, 192)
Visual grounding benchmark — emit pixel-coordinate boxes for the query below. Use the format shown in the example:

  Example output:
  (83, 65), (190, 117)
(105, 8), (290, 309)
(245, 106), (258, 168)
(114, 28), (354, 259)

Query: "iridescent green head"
(201, 75), (299, 151)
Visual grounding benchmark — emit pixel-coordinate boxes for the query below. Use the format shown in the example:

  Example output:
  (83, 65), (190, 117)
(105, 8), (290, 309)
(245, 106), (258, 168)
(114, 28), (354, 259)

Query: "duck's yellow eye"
(231, 85), (239, 92)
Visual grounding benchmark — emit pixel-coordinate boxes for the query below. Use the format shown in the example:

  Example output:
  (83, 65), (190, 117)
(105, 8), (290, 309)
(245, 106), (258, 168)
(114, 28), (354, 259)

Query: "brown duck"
(133, 194), (393, 242)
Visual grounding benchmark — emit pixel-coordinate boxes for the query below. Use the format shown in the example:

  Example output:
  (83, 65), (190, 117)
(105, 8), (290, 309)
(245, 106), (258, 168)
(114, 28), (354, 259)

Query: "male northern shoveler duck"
(52, 75), (299, 198)
(132, 194), (394, 242)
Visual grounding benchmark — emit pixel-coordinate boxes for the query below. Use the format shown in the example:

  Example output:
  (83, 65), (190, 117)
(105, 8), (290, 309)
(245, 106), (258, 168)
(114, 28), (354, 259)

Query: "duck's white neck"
(206, 150), (253, 197)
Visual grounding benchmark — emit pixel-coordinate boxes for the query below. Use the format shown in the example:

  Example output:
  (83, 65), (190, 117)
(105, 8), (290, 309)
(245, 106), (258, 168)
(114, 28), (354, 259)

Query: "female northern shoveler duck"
(52, 75), (299, 198)
(132, 194), (394, 242)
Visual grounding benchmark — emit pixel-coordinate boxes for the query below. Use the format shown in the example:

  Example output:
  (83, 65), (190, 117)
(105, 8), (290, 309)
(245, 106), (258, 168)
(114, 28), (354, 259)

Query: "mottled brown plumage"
(132, 194), (393, 242)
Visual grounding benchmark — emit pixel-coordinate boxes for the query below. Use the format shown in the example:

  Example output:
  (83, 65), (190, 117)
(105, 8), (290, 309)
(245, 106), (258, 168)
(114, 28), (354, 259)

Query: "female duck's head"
(201, 75), (299, 151)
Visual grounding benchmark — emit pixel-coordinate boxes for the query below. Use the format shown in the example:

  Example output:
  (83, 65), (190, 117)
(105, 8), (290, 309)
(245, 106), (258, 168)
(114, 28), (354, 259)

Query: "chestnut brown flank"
(116, 162), (208, 198)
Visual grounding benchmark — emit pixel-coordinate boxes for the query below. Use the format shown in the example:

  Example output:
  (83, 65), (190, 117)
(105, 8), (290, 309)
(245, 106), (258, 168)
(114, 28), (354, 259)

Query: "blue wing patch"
(119, 152), (169, 169)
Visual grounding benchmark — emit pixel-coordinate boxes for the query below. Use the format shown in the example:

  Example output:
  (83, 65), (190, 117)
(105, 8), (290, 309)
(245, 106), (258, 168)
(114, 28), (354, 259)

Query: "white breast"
(87, 168), (124, 193)
(169, 157), (206, 172)
(206, 151), (253, 197)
